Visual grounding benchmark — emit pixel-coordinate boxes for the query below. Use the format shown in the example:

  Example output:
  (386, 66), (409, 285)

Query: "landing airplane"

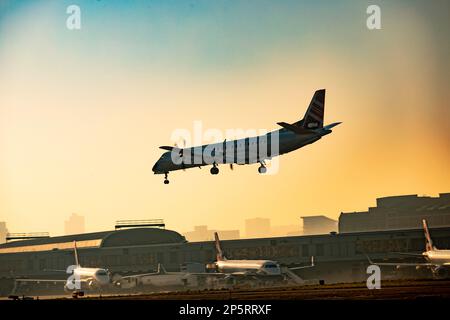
(367, 219), (450, 279)
(15, 241), (110, 298)
(153, 89), (341, 183)
(210, 232), (314, 279)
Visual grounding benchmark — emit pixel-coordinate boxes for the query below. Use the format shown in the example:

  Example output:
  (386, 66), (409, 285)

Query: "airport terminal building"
(1, 224), (450, 296)
(339, 193), (450, 233)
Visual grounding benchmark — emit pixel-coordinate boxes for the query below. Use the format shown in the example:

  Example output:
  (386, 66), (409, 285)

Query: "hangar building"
(1, 225), (450, 296)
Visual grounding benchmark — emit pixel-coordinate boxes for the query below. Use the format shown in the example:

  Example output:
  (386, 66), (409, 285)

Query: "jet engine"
(433, 267), (449, 279)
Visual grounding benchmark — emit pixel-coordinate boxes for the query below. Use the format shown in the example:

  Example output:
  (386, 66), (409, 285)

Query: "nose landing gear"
(258, 162), (267, 174)
(210, 164), (219, 175)
(164, 172), (169, 184)
(72, 291), (84, 299)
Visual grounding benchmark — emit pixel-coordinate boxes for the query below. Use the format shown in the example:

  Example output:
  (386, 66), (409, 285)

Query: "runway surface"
(80, 279), (450, 300)
(2, 279), (449, 300)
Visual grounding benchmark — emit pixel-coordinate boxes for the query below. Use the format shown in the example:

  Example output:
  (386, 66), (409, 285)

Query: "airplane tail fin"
(157, 263), (167, 275)
(73, 241), (80, 267)
(296, 89), (325, 129)
(423, 219), (435, 251)
(214, 232), (226, 261)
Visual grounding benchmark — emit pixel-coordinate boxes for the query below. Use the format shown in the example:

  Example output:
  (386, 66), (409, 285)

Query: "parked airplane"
(153, 89), (341, 183)
(368, 219), (450, 278)
(114, 233), (314, 289)
(114, 263), (197, 290)
(211, 232), (314, 278)
(14, 241), (110, 298)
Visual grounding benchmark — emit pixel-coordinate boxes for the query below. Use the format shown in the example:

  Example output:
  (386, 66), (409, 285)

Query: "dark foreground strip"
(1, 299), (450, 319)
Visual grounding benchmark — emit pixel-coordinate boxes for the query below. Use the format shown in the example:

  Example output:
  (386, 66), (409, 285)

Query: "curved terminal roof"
(0, 228), (186, 254)
(101, 228), (185, 248)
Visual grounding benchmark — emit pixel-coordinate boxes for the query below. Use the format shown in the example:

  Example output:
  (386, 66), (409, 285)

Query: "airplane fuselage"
(424, 249), (450, 266)
(66, 267), (110, 290)
(153, 126), (333, 174)
(216, 260), (282, 276)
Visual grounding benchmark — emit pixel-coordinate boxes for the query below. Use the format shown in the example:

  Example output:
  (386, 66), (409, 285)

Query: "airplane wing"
(15, 279), (68, 283)
(388, 252), (424, 257)
(15, 278), (93, 284)
(289, 256), (315, 270)
(119, 272), (160, 280)
(188, 272), (226, 277)
(188, 271), (257, 278)
(16, 277), (95, 285)
(370, 262), (435, 267)
(116, 263), (166, 281)
(365, 255), (434, 267)
(159, 146), (224, 158)
(43, 268), (68, 272)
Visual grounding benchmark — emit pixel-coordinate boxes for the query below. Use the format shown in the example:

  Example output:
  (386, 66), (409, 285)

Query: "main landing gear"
(258, 162), (267, 174)
(210, 164), (219, 175)
(164, 172), (169, 184)
(72, 291), (84, 299)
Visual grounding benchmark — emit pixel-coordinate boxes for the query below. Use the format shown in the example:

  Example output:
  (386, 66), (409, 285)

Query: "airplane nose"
(152, 162), (159, 173)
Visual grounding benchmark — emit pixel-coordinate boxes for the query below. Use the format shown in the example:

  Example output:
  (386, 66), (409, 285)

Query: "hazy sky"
(1, 0), (449, 236)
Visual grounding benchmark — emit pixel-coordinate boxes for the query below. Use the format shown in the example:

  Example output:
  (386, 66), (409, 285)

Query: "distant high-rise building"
(64, 213), (85, 235)
(215, 230), (240, 240)
(184, 225), (209, 242)
(271, 225), (301, 237)
(245, 218), (271, 238)
(339, 193), (450, 233)
(301, 215), (338, 235)
(0, 222), (8, 243)
(183, 226), (240, 242)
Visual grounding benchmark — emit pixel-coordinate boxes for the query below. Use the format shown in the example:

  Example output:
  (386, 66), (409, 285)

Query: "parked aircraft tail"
(157, 263), (167, 275)
(214, 232), (226, 261)
(423, 219), (435, 251)
(73, 241), (80, 267)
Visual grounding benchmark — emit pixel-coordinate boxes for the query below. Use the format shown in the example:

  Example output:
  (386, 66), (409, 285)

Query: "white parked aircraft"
(115, 232), (314, 288)
(368, 219), (450, 278)
(114, 263), (197, 290)
(153, 89), (341, 183)
(15, 241), (110, 298)
(211, 232), (314, 278)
